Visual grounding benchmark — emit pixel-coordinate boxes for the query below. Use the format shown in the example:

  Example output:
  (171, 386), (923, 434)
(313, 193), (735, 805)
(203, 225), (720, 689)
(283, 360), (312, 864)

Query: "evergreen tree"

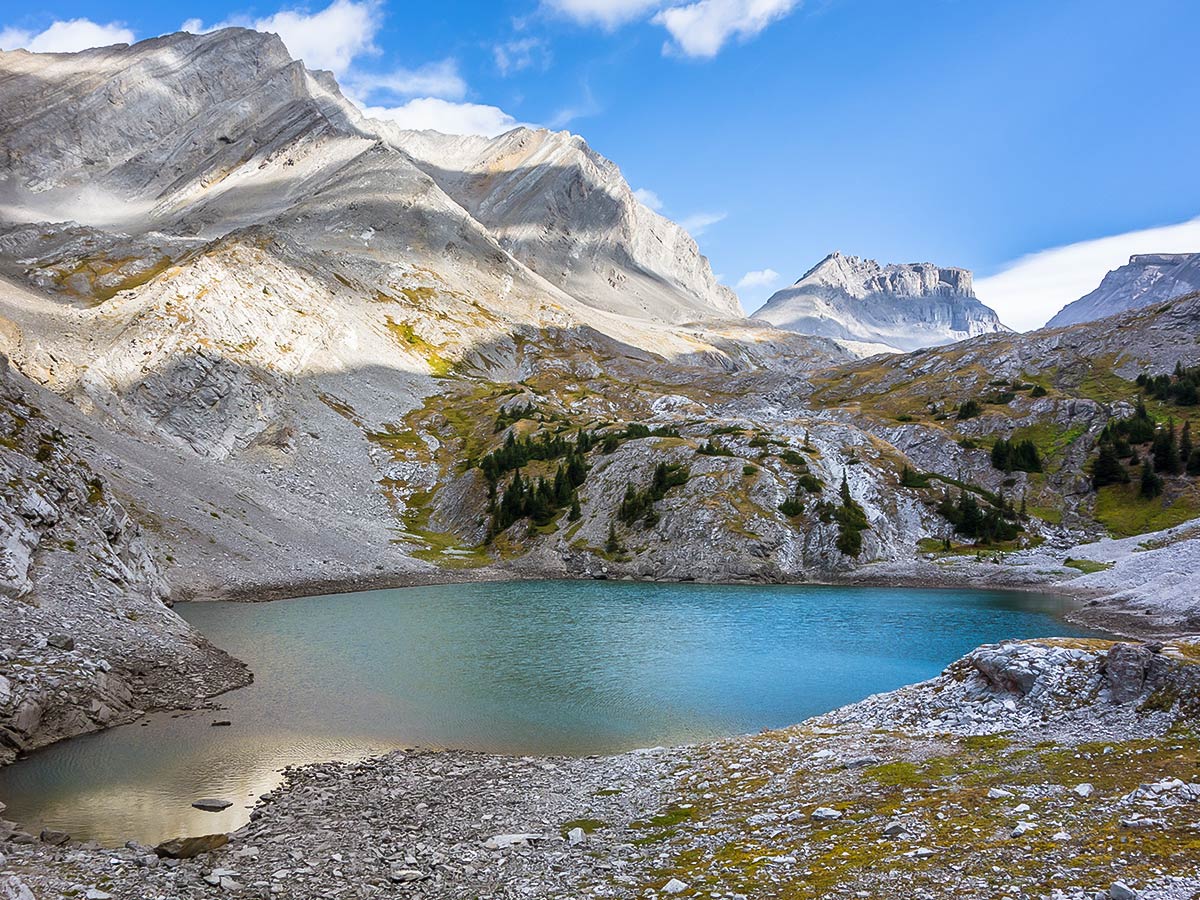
(1189, 448), (1200, 477)
(1091, 441), (1129, 488)
(1152, 420), (1181, 475)
(1181, 420), (1193, 466)
(605, 522), (621, 554)
(568, 494), (582, 522)
(1140, 459), (1164, 499)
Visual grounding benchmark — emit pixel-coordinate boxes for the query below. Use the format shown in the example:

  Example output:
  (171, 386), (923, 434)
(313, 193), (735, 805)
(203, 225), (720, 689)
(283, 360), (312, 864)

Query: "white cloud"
(543, 0), (664, 28)
(0, 19), (134, 53)
(494, 37), (550, 76)
(976, 216), (1200, 332)
(184, 1), (522, 136)
(545, 0), (797, 56)
(680, 211), (726, 235)
(653, 0), (800, 57)
(185, 0), (378, 75)
(254, 0), (381, 74)
(343, 59), (467, 102)
(361, 98), (525, 137)
(736, 267), (780, 290)
(633, 188), (664, 211)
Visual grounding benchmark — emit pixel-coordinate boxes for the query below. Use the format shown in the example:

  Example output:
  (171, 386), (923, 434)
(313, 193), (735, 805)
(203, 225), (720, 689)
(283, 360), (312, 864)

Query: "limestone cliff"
(754, 251), (1010, 353)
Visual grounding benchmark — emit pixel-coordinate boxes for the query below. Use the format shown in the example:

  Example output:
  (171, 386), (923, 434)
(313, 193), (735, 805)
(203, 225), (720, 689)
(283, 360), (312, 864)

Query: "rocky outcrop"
(1048, 253), (1200, 328)
(0, 355), (247, 763)
(827, 638), (1200, 741)
(754, 251), (1010, 353)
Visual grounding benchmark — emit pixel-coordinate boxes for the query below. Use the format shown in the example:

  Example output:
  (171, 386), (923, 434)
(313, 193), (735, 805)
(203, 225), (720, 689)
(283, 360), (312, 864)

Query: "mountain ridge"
(1047, 251), (1200, 328)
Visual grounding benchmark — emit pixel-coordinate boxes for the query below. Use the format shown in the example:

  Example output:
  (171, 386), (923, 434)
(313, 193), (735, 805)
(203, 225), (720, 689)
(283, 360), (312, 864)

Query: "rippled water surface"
(0, 580), (1097, 844)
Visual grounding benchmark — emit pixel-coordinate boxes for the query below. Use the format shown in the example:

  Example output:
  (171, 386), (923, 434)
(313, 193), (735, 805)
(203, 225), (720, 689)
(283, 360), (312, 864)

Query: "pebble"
(663, 878), (688, 894)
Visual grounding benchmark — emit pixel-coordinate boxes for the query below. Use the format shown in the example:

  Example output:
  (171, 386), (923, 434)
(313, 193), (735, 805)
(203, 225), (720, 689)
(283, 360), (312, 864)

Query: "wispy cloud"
(548, 81), (601, 128)
(543, 0), (800, 56)
(542, 0), (663, 29)
(735, 267), (780, 290)
(633, 188), (664, 211)
(493, 37), (551, 76)
(0, 18), (134, 52)
(343, 59), (467, 103)
(976, 216), (1200, 331)
(680, 211), (726, 235)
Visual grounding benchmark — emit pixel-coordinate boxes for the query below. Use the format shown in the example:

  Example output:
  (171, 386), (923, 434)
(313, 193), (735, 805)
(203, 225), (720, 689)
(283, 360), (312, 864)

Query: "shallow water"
(0, 579), (1098, 845)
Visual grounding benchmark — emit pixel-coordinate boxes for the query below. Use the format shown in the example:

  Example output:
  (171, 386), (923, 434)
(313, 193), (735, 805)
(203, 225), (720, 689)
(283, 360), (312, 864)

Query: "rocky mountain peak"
(755, 252), (1004, 353)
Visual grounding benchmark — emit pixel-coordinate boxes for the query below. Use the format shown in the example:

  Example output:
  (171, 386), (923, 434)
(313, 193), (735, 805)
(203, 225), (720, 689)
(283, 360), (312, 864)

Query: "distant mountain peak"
(754, 252), (1005, 353)
(1047, 251), (1200, 328)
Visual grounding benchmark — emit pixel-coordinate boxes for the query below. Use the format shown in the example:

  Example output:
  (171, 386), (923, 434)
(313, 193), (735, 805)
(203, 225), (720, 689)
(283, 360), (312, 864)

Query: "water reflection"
(0, 580), (1097, 845)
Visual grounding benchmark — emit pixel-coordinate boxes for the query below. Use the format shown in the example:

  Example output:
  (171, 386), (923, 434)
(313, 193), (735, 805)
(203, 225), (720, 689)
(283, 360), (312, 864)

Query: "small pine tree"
(1140, 459), (1164, 499)
(568, 494), (582, 522)
(1181, 421), (1193, 466)
(1091, 442), (1130, 488)
(605, 522), (621, 554)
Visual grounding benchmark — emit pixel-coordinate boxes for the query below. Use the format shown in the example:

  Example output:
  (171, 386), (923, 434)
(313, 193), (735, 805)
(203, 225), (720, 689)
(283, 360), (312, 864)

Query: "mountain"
(753, 251), (1010, 353)
(388, 127), (743, 322)
(1047, 252), (1200, 328)
(0, 28), (736, 328)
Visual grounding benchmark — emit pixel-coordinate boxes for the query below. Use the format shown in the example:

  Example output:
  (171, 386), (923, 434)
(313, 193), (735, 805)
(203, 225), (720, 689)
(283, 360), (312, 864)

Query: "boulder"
(46, 633), (75, 651)
(1102, 644), (1154, 703)
(155, 833), (229, 858)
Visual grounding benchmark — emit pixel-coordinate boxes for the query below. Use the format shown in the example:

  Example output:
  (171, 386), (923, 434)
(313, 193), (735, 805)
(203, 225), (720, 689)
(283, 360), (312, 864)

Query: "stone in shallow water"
(193, 798), (234, 812)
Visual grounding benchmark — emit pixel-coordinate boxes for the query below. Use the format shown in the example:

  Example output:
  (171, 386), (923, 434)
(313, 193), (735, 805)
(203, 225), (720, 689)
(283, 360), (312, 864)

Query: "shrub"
(957, 399), (983, 420)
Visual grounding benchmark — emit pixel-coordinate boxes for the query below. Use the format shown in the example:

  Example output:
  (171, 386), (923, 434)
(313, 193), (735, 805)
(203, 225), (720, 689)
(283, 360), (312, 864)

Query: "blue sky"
(3, 0), (1199, 327)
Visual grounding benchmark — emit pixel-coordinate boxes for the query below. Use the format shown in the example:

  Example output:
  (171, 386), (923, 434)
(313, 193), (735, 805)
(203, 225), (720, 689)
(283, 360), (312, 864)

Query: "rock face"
(0, 354), (247, 764)
(754, 252), (1010, 353)
(390, 127), (742, 323)
(1047, 253), (1200, 328)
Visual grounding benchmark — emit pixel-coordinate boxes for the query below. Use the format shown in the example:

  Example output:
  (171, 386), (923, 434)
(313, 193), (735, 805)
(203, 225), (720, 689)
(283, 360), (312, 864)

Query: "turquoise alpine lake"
(0, 580), (1100, 845)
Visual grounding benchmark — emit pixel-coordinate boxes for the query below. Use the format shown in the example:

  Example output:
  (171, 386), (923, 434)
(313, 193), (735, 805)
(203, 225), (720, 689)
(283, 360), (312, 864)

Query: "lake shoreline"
(4, 636), (1199, 899)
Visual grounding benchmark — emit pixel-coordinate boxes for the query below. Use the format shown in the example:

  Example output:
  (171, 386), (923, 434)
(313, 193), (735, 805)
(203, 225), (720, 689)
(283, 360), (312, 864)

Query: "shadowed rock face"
(754, 251), (1010, 353)
(1047, 252), (1200, 328)
(382, 127), (742, 323)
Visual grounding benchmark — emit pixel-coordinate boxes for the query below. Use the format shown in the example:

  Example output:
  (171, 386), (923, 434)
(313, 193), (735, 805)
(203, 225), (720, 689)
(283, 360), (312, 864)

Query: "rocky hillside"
(755, 252), (1010, 353)
(1048, 253), (1200, 328)
(0, 354), (246, 764)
